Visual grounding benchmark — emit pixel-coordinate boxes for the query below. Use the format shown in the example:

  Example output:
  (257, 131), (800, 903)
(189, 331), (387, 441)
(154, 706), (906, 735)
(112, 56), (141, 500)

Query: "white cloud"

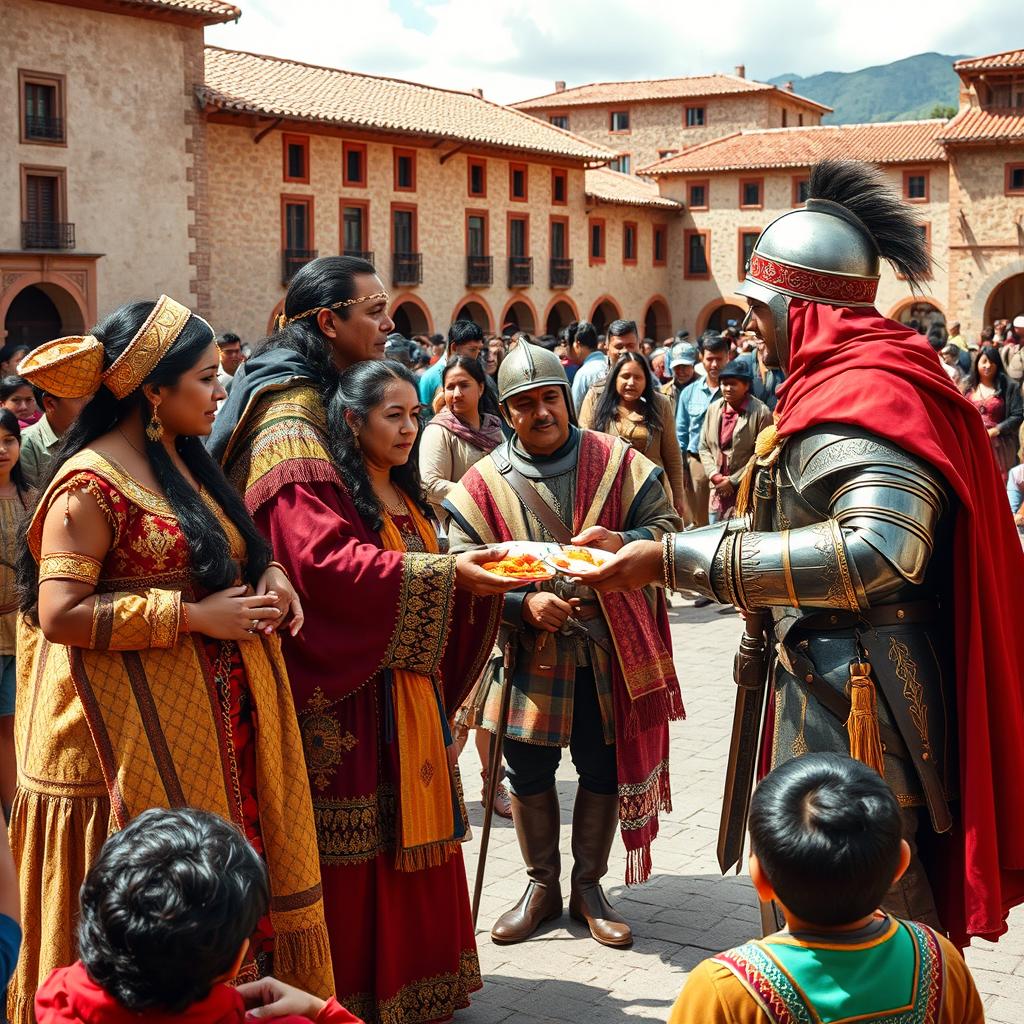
(206, 0), (1021, 103)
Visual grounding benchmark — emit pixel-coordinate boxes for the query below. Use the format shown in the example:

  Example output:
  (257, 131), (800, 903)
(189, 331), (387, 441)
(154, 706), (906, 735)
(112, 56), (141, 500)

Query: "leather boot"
(491, 788), (563, 944)
(568, 787), (633, 948)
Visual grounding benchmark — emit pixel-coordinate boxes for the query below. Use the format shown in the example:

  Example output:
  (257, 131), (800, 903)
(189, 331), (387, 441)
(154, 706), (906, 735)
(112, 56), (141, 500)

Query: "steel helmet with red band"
(737, 159), (932, 370)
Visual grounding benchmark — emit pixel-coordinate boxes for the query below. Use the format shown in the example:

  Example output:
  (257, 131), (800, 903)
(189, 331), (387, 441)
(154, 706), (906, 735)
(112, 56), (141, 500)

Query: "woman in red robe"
(211, 257), (513, 1023)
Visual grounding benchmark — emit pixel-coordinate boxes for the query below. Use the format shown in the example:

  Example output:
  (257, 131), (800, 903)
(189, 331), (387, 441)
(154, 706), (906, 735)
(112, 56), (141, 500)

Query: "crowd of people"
(0, 184), (1021, 1022)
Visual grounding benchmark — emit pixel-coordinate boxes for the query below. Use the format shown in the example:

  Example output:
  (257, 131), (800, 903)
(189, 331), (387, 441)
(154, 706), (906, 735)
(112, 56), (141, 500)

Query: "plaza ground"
(460, 601), (1024, 1024)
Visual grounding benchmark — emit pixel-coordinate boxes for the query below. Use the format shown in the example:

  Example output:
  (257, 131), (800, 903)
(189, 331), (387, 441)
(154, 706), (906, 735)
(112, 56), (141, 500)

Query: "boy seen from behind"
(669, 753), (984, 1023)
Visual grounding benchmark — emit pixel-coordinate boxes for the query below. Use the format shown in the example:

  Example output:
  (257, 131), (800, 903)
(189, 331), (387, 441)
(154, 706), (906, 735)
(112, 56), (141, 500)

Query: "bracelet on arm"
(266, 560), (291, 583)
(39, 551), (102, 587)
(662, 534), (675, 591)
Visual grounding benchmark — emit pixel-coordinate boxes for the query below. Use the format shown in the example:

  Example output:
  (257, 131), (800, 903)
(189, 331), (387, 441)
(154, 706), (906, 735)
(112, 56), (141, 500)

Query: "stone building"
(513, 70), (829, 176)
(1, 0), (239, 348)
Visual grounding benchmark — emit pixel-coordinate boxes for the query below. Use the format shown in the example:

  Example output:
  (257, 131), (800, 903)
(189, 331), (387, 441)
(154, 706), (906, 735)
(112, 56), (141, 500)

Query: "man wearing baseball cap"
(660, 342), (699, 411)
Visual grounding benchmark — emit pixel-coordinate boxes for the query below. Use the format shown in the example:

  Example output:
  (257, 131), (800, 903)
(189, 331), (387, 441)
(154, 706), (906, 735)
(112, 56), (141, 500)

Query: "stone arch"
(642, 294), (672, 341)
(543, 296), (579, 335)
(695, 295), (745, 335)
(973, 258), (1024, 333)
(886, 296), (946, 333)
(588, 294), (622, 334)
(0, 274), (89, 348)
(984, 271), (1024, 326)
(390, 293), (434, 337)
(500, 295), (538, 334)
(451, 294), (494, 334)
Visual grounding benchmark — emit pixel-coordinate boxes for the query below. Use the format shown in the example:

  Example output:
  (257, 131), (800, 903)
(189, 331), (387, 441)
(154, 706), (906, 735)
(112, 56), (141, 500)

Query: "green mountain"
(767, 52), (968, 124)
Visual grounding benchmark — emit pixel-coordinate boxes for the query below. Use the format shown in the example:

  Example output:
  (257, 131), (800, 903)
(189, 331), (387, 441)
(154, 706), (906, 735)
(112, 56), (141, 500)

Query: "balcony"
(282, 248), (317, 285)
(508, 255), (533, 288)
(343, 249), (375, 264)
(21, 221), (75, 250)
(393, 252), (422, 287)
(466, 255), (493, 287)
(550, 257), (573, 289)
(24, 115), (64, 142)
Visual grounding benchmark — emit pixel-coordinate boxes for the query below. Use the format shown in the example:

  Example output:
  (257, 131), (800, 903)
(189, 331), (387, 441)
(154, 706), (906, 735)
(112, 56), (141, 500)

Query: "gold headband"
(276, 291), (390, 331)
(17, 294), (193, 401)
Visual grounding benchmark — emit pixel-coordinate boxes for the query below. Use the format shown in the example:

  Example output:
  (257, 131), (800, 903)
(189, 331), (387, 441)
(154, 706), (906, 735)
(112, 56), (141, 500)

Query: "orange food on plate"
(552, 547), (605, 570)
(483, 553), (554, 580)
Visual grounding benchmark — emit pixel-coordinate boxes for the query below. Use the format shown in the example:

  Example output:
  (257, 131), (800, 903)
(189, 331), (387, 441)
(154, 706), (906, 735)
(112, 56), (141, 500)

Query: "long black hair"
(966, 344), (1009, 397)
(592, 351), (660, 434)
(18, 301), (271, 615)
(0, 410), (31, 506)
(326, 359), (430, 532)
(261, 255), (377, 401)
(0, 375), (33, 404)
(441, 355), (501, 420)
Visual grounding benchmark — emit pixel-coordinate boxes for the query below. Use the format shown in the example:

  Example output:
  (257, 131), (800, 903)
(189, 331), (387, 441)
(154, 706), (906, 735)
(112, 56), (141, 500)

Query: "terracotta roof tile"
(641, 120), (948, 175)
(584, 167), (682, 209)
(91, 0), (241, 23)
(514, 74), (830, 114)
(938, 106), (1024, 144)
(955, 50), (1024, 73)
(201, 47), (613, 162)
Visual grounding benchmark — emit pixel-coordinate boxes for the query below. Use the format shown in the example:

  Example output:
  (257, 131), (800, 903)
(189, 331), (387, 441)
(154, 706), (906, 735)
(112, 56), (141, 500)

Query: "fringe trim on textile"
(625, 844), (653, 887)
(243, 459), (339, 514)
(659, 761), (673, 815)
(393, 839), (459, 873)
(625, 686), (683, 740)
(273, 921), (333, 994)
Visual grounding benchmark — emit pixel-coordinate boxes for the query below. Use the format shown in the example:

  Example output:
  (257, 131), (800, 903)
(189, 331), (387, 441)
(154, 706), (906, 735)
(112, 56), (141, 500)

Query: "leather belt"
(795, 600), (936, 633)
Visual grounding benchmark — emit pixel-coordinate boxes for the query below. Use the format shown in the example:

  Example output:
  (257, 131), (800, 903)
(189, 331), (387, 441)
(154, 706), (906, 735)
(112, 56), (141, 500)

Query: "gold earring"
(146, 406), (164, 442)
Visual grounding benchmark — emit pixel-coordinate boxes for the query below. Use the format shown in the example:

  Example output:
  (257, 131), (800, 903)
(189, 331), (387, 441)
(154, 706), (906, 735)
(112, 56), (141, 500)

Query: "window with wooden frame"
(1006, 163), (1024, 195)
(550, 215), (570, 258)
(622, 221), (638, 265)
(282, 134), (310, 184)
(739, 177), (764, 210)
(549, 114), (570, 130)
(609, 110), (630, 133)
(393, 148), (417, 192)
(685, 106), (705, 128)
(391, 203), (418, 252)
(902, 169), (929, 202)
(589, 217), (606, 264)
(608, 154), (631, 175)
(798, 113), (804, 126)
(791, 174), (810, 207)
(687, 179), (709, 210)
(281, 195), (314, 253)
(551, 168), (568, 205)
(340, 200), (370, 256)
(507, 213), (529, 257)
(19, 70), (66, 145)
(342, 142), (367, 187)
(21, 165), (67, 225)
(467, 157), (487, 198)
(738, 228), (759, 280)
(684, 229), (710, 279)
(652, 224), (667, 266)
(782, 109), (788, 127)
(466, 210), (489, 257)
(509, 163), (528, 201)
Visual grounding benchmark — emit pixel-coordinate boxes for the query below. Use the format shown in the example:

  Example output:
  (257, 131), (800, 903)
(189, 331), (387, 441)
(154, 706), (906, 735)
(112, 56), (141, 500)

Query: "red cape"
(774, 300), (1024, 945)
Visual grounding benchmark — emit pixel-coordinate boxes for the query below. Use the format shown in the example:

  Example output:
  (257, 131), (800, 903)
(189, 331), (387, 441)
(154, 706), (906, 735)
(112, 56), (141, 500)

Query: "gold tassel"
(735, 424), (779, 517)
(845, 660), (886, 777)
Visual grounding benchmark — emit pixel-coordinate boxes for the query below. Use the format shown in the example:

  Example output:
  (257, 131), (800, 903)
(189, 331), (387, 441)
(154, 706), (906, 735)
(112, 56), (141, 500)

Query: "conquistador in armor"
(587, 159), (1024, 947)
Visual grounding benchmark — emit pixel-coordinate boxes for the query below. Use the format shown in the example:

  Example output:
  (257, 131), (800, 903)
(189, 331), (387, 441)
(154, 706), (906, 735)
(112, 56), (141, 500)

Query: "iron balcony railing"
(508, 255), (533, 288)
(343, 249), (375, 264)
(24, 115), (64, 141)
(22, 221), (75, 249)
(393, 252), (423, 287)
(549, 257), (573, 289)
(466, 255), (493, 287)
(282, 248), (317, 285)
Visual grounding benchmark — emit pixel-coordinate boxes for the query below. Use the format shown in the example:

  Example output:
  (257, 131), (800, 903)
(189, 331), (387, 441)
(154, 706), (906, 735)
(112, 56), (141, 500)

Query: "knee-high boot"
(491, 787), (563, 944)
(568, 787), (632, 948)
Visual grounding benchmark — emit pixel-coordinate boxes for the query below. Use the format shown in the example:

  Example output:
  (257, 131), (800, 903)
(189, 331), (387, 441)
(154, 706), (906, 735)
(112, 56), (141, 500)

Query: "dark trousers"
(503, 667), (617, 797)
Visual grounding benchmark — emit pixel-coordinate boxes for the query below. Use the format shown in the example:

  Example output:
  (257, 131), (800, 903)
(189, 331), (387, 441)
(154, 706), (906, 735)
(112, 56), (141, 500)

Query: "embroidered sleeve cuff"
(39, 551), (102, 586)
(383, 552), (456, 676)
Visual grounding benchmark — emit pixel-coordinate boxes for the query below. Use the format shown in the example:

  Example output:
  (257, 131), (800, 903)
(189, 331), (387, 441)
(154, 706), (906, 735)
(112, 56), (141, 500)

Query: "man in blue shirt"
(418, 319), (484, 412)
(570, 320), (606, 412)
(675, 334), (728, 530)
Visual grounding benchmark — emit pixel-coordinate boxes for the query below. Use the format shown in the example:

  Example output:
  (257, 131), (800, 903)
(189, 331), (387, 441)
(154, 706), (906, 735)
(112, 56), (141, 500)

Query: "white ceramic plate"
(480, 541), (558, 580)
(545, 544), (610, 577)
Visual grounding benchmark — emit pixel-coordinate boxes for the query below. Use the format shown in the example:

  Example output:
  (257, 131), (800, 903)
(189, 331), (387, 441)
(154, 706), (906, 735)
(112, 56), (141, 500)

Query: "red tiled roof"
(584, 167), (682, 209)
(955, 50), (1024, 73)
(640, 120), (948, 175)
(514, 74), (830, 114)
(201, 47), (613, 162)
(938, 106), (1024, 144)
(55, 0), (241, 23)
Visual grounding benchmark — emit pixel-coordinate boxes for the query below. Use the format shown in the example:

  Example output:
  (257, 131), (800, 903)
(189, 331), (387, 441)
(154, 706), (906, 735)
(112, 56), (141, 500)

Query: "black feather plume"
(807, 159), (931, 292)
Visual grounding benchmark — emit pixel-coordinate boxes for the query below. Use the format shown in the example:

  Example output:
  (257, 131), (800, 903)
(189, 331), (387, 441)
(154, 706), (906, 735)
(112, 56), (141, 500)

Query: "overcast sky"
(206, 0), (1018, 104)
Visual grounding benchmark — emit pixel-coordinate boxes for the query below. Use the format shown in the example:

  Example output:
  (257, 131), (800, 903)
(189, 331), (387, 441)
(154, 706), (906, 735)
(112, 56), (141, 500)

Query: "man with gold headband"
(210, 255), (520, 1024)
(9, 295), (333, 1022)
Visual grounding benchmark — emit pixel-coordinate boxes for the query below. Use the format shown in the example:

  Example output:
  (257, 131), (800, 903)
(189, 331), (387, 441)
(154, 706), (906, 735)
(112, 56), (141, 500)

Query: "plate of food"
(546, 545), (609, 577)
(481, 542), (557, 582)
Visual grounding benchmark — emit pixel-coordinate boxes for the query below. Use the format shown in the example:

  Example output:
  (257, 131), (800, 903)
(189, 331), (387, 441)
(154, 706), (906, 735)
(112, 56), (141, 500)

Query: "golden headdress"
(18, 294), (193, 400)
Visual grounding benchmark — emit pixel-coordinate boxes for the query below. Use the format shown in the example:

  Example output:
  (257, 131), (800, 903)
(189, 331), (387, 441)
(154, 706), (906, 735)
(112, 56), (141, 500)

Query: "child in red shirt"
(34, 808), (360, 1024)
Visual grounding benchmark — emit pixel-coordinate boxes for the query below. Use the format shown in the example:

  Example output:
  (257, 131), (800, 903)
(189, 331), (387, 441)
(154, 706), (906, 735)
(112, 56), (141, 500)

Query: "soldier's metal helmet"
(497, 341), (577, 424)
(736, 159), (930, 370)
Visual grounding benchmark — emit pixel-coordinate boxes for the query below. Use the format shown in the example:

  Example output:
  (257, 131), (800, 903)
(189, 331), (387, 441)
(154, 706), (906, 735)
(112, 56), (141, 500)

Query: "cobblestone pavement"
(458, 601), (1024, 1024)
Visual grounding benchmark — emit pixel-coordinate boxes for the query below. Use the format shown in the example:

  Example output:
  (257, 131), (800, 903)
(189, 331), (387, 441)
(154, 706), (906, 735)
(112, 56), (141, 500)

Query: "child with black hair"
(34, 808), (361, 1024)
(668, 754), (984, 1023)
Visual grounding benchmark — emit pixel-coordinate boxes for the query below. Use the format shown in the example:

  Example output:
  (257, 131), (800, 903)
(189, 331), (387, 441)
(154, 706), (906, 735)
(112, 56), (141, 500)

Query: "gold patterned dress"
(8, 450), (332, 1024)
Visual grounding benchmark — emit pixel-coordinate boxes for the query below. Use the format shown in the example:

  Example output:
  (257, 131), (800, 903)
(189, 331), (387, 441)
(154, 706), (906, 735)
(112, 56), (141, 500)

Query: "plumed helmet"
(497, 341), (570, 403)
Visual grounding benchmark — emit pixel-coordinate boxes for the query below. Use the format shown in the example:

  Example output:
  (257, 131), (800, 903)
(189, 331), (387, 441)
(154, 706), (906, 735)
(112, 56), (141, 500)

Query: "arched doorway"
(890, 298), (945, 335)
(452, 297), (492, 333)
(501, 299), (536, 334)
(545, 299), (577, 335)
(391, 297), (431, 337)
(986, 273), (1024, 325)
(705, 303), (744, 333)
(3, 282), (85, 349)
(589, 296), (621, 334)
(643, 296), (672, 341)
